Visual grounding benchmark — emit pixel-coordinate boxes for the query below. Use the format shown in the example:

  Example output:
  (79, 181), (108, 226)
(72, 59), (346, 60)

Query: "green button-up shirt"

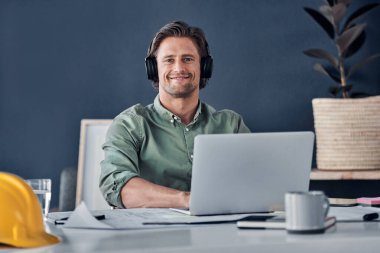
(100, 95), (251, 208)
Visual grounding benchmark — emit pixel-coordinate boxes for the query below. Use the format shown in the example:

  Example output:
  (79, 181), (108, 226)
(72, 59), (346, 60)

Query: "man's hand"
(121, 177), (190, 208)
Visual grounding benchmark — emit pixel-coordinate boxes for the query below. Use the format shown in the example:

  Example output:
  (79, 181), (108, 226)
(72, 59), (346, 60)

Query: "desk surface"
(2, 221), (380, 253)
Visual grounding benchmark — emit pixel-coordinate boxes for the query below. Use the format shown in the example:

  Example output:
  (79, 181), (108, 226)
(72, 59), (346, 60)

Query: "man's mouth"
(169, 74), (191, 80)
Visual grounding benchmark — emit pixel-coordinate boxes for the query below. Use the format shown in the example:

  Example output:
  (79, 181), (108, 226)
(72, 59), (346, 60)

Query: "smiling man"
(99, 21), (250, 209)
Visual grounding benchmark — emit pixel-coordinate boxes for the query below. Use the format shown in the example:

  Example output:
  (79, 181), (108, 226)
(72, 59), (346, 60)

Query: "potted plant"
(304, 0), (380, 170)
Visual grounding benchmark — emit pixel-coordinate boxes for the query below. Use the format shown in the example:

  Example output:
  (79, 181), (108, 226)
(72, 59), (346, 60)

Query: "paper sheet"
(50, 203), (380, 230)
(329, 206), (380, 221)
(57, 203), (175, 229)
(48, 202), (270, 230)
(63, 202), (112, 229)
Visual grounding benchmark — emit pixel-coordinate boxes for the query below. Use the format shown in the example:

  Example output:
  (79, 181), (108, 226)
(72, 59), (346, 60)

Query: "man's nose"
(173, 60), (186, 72)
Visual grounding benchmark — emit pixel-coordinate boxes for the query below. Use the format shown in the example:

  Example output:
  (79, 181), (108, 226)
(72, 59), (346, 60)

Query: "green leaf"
(332, 3), (347, 27)
(304, 7), (335, 39)
(313, 63), (341, 83)
(343, 3), (380, 30)
(343, 30), (366, 58)
(347, 53), (380, 78)
(329, 86), (341, 97)
(319, 5), (334, 24)
(303, 49), (339, 69)
(324, 0), (334, 7)
(338, 0), (352, 5)
(329, 84), (353, 98)
(337, 23), (366, 56)
(342, 84), (353, 92)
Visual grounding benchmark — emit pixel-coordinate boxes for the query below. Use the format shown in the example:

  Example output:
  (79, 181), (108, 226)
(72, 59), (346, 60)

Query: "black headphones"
(145, 41), (213, 83)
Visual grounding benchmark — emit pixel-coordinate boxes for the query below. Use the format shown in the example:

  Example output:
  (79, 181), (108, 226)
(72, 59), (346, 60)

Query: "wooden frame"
(76, 119), (113, 210)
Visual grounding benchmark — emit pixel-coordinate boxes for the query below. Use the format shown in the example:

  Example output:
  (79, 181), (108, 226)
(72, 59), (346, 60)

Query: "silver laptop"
(187, 131), (314, 216)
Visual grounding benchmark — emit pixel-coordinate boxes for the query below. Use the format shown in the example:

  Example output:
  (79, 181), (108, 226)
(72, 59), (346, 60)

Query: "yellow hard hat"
(0, 172), (60, 248)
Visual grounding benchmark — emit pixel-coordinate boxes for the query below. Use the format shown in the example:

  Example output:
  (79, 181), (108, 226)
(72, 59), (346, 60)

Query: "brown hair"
(147, 21), (210, 89)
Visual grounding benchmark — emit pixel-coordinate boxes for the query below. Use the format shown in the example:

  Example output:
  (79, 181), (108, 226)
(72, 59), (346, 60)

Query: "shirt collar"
(193, 101), (202, 122)
(153, 95), (202, 123)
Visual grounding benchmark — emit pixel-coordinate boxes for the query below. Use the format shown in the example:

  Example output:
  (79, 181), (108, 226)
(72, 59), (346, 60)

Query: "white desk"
(2, 221), (380, 253)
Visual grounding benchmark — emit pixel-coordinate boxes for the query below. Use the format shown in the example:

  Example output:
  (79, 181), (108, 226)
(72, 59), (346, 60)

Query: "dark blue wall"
(1, 0), (380, 208)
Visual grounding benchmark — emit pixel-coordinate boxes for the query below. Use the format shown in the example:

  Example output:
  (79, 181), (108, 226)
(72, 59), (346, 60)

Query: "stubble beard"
(162, 81), (197, 98)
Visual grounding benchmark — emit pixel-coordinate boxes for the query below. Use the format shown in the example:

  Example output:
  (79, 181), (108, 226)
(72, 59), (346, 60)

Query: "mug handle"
(323, 195), (330, 218)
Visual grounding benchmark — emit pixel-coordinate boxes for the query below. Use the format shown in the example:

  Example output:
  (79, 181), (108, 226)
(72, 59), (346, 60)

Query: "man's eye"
(165, 59), (174, 63)
(184, 57), (193, 62)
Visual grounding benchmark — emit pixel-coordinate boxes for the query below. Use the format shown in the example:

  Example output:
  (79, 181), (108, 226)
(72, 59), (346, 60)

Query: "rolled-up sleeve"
(99, 114), (142, 208)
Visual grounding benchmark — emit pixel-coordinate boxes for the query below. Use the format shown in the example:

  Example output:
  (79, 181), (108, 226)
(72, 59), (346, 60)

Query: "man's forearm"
(120, 177), (190, 208)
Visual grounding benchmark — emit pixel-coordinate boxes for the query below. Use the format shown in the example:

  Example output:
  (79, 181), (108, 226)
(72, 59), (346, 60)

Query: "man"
(99, 21), (250, 209)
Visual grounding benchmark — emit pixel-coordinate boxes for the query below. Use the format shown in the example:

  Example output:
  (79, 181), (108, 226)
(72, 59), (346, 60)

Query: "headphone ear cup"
(201, 56), (213, 79)
(145, 57), (158, 82)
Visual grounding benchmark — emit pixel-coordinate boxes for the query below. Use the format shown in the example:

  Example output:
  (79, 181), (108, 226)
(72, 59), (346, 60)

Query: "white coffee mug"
(285, 191), (329, 234)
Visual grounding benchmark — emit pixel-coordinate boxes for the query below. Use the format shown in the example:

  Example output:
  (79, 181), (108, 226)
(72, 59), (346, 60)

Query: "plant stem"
(339, 58), (348, 98)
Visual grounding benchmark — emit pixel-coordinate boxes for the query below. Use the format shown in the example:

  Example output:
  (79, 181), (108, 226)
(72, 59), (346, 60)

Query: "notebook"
(181, 131), (314, 216)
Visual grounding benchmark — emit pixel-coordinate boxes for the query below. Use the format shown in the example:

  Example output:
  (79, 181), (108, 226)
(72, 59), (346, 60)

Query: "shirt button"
(185, 128), (189, 132)
(190, 154), (194, 159)
(170, 119), (174, 123)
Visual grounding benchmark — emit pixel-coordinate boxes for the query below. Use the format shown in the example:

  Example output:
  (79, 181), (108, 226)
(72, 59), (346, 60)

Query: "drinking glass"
(25, 178), (52, 216)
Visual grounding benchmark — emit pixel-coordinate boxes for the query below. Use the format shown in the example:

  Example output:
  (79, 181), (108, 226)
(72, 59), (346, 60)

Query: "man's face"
(156, 37), (201, 98)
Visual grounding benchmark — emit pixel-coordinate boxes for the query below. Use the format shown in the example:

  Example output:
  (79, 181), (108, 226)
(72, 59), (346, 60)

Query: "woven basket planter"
(312, 96), (380, 170)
